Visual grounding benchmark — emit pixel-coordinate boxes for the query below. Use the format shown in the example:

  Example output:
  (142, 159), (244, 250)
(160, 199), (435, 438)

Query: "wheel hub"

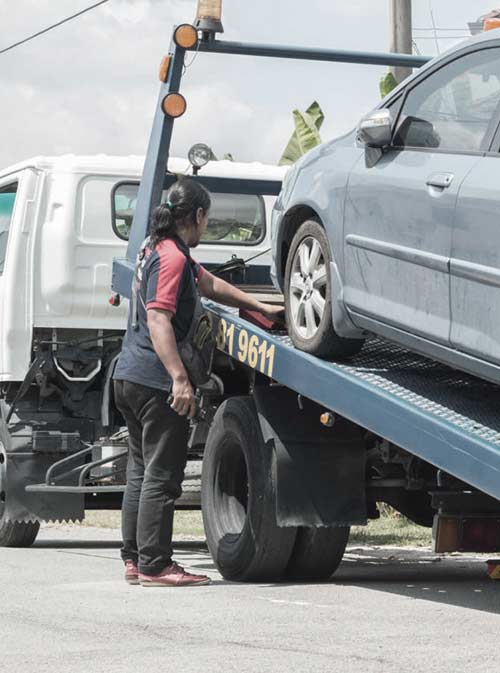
(289, 236), (328, 340)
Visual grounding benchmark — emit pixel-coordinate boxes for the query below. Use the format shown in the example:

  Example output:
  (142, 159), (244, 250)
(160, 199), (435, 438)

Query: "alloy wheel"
(289, 236), (327, 339)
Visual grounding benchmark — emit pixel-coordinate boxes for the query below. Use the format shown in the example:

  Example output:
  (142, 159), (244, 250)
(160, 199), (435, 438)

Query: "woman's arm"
(147, 308), (196, 417)
(198, 271), (284, 322)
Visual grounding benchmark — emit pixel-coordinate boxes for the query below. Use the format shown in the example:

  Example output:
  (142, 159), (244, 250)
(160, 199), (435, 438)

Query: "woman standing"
(113, 178), (283, 587)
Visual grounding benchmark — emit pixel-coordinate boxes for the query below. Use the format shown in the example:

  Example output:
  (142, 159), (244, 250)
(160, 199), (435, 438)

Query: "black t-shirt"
(114, 237), (205, 392)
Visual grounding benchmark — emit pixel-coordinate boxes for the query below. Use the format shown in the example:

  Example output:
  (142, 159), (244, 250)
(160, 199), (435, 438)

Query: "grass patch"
(81, 508), (432, 547)
(82, 510), (205, 538)
(350, 516), (432, 547)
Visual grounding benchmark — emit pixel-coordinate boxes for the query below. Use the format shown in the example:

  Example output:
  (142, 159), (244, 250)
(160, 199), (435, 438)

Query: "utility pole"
(390, 0), (413, 83)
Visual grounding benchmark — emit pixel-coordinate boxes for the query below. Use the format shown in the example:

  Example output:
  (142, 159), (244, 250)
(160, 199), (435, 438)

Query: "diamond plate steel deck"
(288, 335), (500, 448)
(208, 303), (500, 501)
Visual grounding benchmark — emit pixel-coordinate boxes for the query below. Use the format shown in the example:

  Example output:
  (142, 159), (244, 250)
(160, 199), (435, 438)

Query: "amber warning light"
(195, 0), (224, 34)
(158, 56), (171, 82)
(174, 24), (198, 49)
(161, 93), (187, 118)
(484, 18), (500, 31)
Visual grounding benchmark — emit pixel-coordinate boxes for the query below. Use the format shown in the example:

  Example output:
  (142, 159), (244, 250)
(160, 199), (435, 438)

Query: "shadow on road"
(32, 534), (500, 614)
(332, 547), (500, 615)
(34, 539), (207, 551)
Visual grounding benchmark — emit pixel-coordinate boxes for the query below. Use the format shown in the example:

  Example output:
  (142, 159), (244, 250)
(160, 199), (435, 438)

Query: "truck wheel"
(201, 397), (297, 582)
(0, 518), (40, 547)
(0, 422), (40, 547)
(285, 526), (350, 581)
(285, 219), (364, 359)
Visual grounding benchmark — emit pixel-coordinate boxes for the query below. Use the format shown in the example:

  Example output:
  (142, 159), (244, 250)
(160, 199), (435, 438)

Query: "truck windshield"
(0, 183), (17, 275)
(112, 182), (266, 246)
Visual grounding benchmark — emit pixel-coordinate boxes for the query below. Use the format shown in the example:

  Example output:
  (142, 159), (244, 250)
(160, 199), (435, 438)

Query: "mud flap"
(253, 386), (367, 527)
(4, 452), (84, 524)
(0, 403), (84, 524)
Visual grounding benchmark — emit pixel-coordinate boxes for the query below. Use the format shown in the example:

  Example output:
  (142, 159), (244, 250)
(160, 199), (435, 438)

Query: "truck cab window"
(112, 183), (266, 245)
(0, 182), (17, 275)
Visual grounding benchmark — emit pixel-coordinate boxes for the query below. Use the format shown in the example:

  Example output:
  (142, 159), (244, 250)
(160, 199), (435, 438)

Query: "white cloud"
(0, 0), (490, 171)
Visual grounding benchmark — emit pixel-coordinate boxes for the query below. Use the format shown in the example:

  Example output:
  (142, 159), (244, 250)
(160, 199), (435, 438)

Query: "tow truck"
(108, 8), (500, 581)
(3, 5), (500, 582)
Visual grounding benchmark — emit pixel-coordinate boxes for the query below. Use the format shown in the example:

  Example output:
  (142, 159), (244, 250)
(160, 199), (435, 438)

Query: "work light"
(194, 0), (224, 34)
(188, 143), (212, 174)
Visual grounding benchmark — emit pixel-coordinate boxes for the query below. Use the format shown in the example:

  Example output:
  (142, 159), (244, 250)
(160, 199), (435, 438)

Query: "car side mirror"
(357, 109), (392, 148)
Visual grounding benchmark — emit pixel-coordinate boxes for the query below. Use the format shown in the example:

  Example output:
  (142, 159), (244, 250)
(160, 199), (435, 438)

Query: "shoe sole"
(140, 579), (211, 587)
(126, 578), (140, 586)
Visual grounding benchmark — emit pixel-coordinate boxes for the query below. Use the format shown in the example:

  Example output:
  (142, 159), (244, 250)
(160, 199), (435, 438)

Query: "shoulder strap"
(131, 236), (150, 331)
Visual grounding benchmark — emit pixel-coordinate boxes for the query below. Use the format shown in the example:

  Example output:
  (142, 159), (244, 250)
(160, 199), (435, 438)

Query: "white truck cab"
(0, 154), (286, 383)
(0, 153), (286, 543)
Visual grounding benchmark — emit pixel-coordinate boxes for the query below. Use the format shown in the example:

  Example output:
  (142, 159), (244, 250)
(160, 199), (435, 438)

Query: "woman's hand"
(171, 376), (196, 417)
(259, 303), (285, 325)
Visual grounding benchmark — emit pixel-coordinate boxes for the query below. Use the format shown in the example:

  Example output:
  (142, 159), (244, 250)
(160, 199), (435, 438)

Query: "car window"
(0, 182), (17, 275)
(112, 183), (266, 245)
(394, 48), (500, 152)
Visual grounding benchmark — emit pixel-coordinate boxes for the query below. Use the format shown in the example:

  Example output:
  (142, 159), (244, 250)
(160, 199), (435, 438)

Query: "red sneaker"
(124, 559), (139, 585)
(139, 561), (211, 587)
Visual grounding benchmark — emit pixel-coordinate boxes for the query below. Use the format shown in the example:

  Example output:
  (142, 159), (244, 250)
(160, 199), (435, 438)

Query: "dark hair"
(149, 178), (211, 247)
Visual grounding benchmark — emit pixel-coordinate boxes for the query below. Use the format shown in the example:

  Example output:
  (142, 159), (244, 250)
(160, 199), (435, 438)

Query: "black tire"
(0, 518), (40, 547)
(285, 526), (350, 581)
(201, 397), (297, 582)
(284, 219), (364, 359)
(0, 416), (40, 547)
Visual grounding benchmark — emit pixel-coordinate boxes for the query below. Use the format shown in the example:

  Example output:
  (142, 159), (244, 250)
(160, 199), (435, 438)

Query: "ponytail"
(149, 203), (176, 247)
(149, 177), (211, 248)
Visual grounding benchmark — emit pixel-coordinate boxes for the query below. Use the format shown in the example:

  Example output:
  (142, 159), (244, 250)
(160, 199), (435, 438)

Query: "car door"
(449, 49), (500, 364)
(342, 48), (498, 346)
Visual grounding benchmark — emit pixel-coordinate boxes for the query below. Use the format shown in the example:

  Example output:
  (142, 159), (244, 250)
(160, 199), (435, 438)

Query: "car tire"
(284, 219), (364, 359)
(201, 397), (297, 582)
(285, 526), (350, 581)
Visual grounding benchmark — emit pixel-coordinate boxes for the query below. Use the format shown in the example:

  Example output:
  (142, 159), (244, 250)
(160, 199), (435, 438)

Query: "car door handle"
(426, 173), (454, 189)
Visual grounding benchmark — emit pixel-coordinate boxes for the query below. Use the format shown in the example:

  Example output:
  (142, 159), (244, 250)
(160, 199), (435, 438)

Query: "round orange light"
(158, 55), (171, 82)
(161, 93), (187, 118)
(174, 24), (198, 49)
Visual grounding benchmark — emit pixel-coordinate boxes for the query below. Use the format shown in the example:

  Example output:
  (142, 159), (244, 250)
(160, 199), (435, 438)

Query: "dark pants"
(114, 379), (189, 575)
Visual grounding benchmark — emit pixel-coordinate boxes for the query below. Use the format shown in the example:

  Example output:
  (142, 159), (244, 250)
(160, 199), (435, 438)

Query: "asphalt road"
(2, 525), (500, 673)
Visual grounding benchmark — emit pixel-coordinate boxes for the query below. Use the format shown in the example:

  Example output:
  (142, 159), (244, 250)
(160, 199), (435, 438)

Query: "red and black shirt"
(114, 236), (205, 392)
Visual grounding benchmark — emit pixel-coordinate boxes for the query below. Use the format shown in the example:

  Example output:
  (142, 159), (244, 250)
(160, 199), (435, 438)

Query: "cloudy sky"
(0, 0), (495, 169)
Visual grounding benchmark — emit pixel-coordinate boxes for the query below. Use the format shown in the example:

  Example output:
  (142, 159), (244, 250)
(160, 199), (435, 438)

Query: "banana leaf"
(379, 72), (398, 99)
(279, 101), (324, 166)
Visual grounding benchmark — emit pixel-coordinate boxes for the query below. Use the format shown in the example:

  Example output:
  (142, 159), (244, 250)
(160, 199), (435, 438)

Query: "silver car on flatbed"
(271, 29), (500, 384)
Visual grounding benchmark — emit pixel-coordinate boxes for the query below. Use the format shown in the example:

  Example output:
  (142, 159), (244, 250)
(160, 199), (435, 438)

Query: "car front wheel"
(284, 219), (364, 359)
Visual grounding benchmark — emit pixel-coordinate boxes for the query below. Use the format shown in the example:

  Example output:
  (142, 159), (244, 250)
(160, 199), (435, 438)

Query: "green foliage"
(380, 72), (398, 99)
(279, 101), (325, 166)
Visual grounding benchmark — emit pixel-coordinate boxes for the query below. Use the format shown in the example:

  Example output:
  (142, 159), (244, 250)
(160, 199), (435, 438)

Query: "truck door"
(0, 179), (19, 379)
(343, 48), (496, 345)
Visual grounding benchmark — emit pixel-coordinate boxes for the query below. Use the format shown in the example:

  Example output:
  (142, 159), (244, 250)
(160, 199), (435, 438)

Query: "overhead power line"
(0, 0), (111, 56)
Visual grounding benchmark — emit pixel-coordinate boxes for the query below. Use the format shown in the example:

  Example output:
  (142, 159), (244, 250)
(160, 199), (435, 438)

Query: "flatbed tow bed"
(206, 302), (500, 504)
